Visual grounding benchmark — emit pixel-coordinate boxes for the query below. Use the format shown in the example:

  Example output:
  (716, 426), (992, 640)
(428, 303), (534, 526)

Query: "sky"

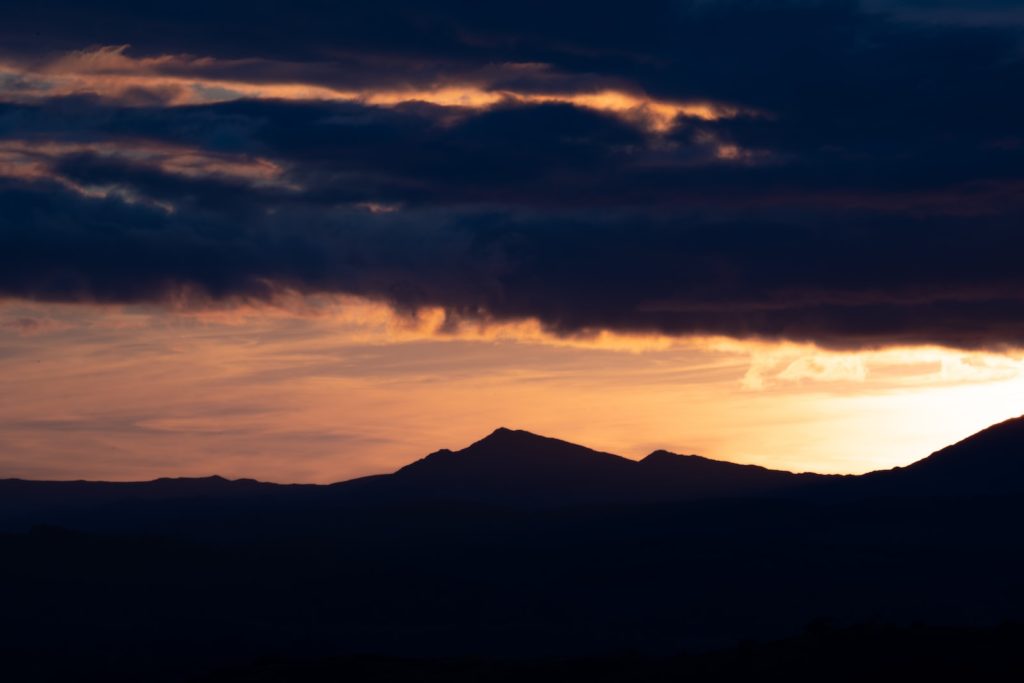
(2, 1), (1024, 482)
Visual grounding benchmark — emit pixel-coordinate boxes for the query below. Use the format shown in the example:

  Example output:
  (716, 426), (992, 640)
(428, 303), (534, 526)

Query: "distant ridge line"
(2, 416), (1023, 505)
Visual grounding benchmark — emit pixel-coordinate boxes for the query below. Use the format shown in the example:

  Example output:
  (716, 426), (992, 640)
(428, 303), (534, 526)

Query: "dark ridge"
(639, 449), (776, 471)
(845, 414), (1024, 497)
(0, 474), (287, 520)
(4, 415), (1024, 515)
(635, 449), (830, 499)
(389, 428), (826, 505)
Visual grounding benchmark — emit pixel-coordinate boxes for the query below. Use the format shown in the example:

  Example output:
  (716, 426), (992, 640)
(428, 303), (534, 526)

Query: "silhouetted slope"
(844, 415), (1024, 497)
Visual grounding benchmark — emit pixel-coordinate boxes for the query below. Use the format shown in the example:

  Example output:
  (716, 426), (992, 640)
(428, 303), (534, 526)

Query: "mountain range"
(4, 416), (1024, 524)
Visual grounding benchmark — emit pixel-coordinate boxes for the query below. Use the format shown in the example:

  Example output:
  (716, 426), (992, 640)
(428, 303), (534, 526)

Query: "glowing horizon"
(3, 296), (1022, 483)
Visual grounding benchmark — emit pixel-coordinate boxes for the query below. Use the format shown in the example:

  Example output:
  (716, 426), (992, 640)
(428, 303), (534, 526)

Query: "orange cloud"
(1, 45), (752, 133)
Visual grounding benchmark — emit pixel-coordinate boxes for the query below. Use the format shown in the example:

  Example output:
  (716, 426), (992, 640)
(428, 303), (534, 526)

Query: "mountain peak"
(641, 449), (704, 464)
(642, 449), (674, 461)
(477, 426), (541, 442)
(462, 427), (625, 460)
(393, 428), (637, 500)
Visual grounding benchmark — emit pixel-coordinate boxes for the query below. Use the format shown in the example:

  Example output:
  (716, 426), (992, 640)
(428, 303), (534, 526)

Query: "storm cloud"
(2, 1), (1024, 349)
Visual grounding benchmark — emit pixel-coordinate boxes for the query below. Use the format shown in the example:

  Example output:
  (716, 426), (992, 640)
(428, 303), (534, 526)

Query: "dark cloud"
(1, 2), (1023, 349)
(4, 173), (1024, 349)
(10, 96), (1021, 211)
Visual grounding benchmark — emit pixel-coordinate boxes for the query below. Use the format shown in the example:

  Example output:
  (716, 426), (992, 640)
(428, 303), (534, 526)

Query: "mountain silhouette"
(387, 427), (638, 504)
(4, 417), (1024, 679)
(4, 416), (1024, 522)
(380, 427), (826, 504)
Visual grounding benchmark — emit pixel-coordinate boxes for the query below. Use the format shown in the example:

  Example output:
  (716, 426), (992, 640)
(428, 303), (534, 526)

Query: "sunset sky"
(3, 1), (1024, 482)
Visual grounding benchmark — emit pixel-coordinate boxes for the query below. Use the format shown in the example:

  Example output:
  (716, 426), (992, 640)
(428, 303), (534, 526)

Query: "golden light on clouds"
(0, 139), (293, 203)
(0, 45), (747, 132)
(2, 296), (1022, 483)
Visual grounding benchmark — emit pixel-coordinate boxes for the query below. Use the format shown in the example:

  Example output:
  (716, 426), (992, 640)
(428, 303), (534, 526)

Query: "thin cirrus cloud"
(0, 0), (1023, 351)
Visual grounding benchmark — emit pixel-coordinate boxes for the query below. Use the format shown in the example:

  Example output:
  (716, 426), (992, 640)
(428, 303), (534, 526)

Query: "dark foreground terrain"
(3, 418), (1024, 681)
(194, 622), (1024, 682)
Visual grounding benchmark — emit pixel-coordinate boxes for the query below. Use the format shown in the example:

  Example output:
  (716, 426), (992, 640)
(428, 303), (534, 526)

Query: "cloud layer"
(2, 1), (1024, 349)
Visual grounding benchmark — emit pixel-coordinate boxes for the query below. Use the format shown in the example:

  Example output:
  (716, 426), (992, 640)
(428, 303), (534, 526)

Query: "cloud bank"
(2, 1), (1024, 349)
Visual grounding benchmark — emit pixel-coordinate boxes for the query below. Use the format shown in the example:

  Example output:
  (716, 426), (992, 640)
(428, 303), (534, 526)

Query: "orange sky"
(2, 296), (1022, 482)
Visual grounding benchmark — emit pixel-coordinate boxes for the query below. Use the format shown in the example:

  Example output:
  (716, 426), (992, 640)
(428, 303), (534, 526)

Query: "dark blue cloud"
(1, 1), (1023, 348)
(4, 171), (1024, 349)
